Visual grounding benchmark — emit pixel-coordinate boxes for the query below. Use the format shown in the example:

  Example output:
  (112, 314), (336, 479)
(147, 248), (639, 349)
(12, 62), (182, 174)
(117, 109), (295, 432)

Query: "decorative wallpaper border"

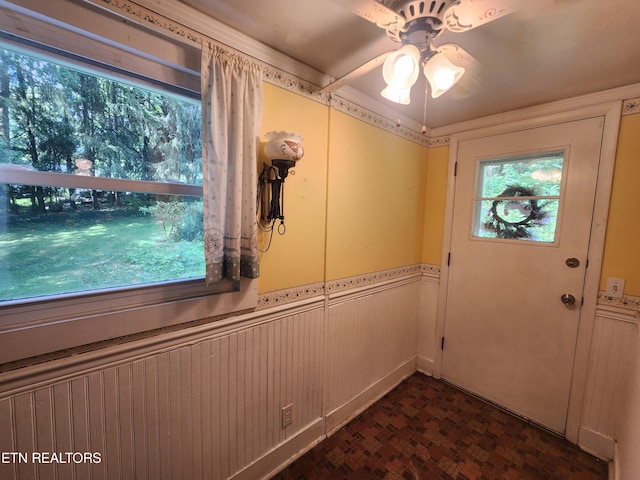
(257, 282), (325, 310)
(257, 266), (640, 315)
(99, 0), (202, 45)
(258, 264), (441, 308)
(622, 97), (640, 116)
(420, 263), (441, 276)
(325, 264), (423, 294)
(262, 66), (328, 104)
(597, 292), (640, 313)
(428, 135), (451, 147)
(328, 96), (431, 146)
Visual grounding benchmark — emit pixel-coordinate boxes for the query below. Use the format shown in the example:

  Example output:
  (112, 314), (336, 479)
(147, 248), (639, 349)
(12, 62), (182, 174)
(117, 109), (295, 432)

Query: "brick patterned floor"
(272, 373), (608, 480)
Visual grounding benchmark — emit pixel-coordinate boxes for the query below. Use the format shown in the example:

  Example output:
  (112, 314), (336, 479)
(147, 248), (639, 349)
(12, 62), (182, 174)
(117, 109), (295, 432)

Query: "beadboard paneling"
(0, 303), (324, 480)
(417, 275), (440, 375)
(579, 306), (638, 459)
(325, 277), (420, 431)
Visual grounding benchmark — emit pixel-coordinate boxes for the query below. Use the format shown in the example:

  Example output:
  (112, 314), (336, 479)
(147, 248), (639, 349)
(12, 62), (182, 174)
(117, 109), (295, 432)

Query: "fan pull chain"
(421, 87), (428, 134)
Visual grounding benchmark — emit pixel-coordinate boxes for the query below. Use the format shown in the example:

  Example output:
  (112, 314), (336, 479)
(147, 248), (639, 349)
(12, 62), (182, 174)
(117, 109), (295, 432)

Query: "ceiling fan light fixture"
(423, 52), (465, 98)
(382, 44), (421, 90)
(393, 54), (416, 79)
(381, 85), (412, 105)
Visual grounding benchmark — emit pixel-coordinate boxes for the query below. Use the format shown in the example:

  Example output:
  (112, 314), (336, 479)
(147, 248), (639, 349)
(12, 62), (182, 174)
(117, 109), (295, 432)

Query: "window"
(0, 44), (206, 303)
(0, 3), (257, 364)
(472, 152), (565, 243)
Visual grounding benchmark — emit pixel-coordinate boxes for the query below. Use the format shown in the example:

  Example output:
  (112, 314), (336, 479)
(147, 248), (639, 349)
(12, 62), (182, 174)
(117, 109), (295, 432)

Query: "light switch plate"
(605, 278), (625, 298)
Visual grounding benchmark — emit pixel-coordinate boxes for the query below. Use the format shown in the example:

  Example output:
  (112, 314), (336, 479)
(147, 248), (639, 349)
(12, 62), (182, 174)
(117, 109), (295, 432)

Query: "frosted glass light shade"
(423, 52), (465, 98)
(381, 44), (421, 104)
(381, 85), (412, 105)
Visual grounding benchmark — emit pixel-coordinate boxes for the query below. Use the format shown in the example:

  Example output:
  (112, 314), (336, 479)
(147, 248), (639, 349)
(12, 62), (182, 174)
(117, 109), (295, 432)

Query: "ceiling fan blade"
(443, 0), (530, 32)
(337, 0), (404, 36)
(434, 43), (487, 98)
(320, 50), (394, 93)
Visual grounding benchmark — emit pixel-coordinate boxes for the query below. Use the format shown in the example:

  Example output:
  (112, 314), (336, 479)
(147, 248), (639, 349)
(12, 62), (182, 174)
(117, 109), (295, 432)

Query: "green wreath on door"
(483, 186), (549, 239)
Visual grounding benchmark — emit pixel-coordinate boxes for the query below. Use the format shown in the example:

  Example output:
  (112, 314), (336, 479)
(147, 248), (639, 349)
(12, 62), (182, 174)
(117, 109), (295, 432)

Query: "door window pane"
(473, 152), (564, 242)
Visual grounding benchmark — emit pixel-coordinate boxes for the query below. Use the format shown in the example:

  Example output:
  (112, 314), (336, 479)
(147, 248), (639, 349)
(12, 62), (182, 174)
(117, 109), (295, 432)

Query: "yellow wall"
(324, 110), (428, 280)
(259, 89), (430, 291)
(600, 113), (640, 295)
(258, 84), (329, 293)
(421, 145), (449, 265)
(260, 82), (640, 298)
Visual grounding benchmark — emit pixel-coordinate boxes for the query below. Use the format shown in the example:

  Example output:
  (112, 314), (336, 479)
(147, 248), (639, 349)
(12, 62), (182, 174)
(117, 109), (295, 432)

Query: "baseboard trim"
(578, 425), (615, 461)
(232, 417), (325, 480)
(234, 358), (419, 480)
(325, 358), (416, 436)
(416, 355), (434, 376)
(610, 441), (618, 480)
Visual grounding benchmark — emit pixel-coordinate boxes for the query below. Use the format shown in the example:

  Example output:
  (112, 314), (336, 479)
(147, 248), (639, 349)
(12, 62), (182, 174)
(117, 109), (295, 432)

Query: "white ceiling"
(181, 0), (640, 129)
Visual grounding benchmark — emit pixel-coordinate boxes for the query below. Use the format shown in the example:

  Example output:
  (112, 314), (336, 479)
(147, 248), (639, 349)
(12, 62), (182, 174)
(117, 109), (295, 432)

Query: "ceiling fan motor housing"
(387, 0), (460, 51)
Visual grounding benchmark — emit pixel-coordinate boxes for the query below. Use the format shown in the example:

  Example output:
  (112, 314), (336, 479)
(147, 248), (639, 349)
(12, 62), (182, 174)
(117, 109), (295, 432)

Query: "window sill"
(0, 278), (258, 365)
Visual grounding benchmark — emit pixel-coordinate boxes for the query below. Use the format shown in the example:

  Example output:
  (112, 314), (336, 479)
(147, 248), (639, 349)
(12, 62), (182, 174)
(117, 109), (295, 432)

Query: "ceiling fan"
(322, 0), (531, 113)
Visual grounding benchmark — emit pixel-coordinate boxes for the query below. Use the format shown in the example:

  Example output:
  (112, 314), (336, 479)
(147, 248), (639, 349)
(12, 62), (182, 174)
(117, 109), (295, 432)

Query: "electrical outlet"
(605, 277), (625, 298)
(282, 403), (293, 428)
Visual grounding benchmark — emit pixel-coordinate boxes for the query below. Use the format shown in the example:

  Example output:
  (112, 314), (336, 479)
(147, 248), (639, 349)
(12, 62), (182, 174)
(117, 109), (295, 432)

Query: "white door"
(442, 116), (604, 433)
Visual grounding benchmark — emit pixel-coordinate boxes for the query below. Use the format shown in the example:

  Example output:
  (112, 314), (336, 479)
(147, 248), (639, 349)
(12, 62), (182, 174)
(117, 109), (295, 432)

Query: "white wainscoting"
(416, 274), (440, 376)
(1, 269), (634, 477)
(324, 275), (421, 434)
(579, 304), (639, 460)
(0, 270), (426, 480)
(0, 299), (326, 480)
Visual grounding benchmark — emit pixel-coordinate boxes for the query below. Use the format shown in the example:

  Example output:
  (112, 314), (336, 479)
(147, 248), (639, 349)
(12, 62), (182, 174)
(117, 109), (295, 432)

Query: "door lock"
(561, 293), (576, 306)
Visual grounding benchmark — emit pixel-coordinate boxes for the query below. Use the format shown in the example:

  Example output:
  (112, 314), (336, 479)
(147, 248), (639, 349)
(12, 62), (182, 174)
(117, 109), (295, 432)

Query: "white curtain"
(201, 42), (262, 283)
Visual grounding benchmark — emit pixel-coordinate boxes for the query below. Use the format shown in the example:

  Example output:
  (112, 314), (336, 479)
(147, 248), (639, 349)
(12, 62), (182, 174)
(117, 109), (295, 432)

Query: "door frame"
(433, 101), (622, 443)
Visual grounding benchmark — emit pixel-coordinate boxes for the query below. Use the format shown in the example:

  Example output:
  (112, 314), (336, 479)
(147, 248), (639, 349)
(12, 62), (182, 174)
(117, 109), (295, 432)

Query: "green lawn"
(0, 210), (204, 302)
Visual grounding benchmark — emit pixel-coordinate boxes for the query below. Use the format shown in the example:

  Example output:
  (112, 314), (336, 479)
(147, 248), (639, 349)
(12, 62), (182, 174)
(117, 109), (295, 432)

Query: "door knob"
(561, 293), (576, 306)
(565, 257), (580, 268)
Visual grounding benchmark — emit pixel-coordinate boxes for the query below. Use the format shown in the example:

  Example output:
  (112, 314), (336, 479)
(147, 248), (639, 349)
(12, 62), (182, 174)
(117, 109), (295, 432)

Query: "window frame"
(470, 151), (568, 245)
(0, 1), (258, 365)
